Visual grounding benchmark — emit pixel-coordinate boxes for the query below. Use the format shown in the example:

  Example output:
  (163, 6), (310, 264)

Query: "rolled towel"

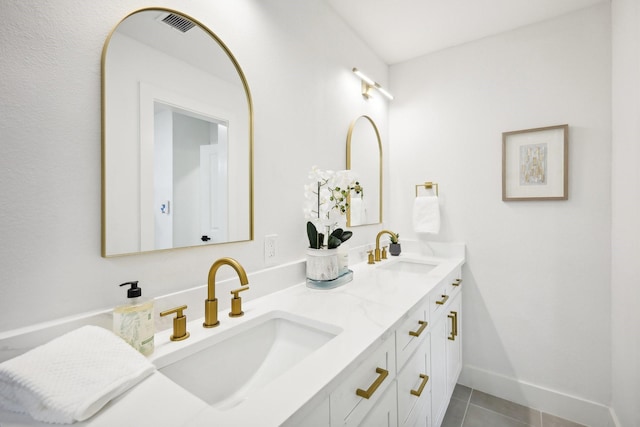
(413, 196), (440, 234)
(0, 325), (155, 424)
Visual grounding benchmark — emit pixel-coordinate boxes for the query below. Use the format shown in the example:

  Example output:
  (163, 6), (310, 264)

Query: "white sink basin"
(377, 259), (438, 274)
(155, 311), (341, 410)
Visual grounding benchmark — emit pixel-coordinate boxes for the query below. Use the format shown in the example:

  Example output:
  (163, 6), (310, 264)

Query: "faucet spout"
(375, 230), (398, 262)
(204, 257), (249, 328)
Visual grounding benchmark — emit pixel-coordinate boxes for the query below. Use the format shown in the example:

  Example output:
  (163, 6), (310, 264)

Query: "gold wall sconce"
(352, 67), (394, 101)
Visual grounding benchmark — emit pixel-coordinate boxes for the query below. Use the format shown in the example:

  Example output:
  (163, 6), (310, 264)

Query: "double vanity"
(0, 242), (462, 427)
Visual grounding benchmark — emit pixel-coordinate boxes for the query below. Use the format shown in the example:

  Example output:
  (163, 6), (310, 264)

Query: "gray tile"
(452, 384), (472, 402)
(470, 390), (541, 427)
(541, 413), (587, 427)
(462, 405), (532, 427)
(442, 397), (468, 427)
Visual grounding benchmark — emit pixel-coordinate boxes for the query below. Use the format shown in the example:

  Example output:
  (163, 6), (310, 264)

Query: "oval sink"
(155, 311), (341, 410)
(377, 259), (438, 274)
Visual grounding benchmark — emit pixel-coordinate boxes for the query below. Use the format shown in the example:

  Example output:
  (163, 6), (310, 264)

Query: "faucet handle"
(367, 250), (375, 264)
(381, 246), (388, 260)
(229, 286), (250, 318)
(160, 305), (190, 341)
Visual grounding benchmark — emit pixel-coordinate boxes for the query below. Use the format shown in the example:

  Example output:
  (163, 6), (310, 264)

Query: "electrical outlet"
(264, 234), (278, 265)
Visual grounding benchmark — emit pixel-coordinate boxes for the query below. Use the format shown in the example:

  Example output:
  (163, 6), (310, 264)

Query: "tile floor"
(442, 384), (588, 427)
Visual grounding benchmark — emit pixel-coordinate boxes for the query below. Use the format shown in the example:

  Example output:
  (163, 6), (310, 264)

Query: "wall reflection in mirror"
(346, 115), (382, 226)
(102, 8), (253, 257)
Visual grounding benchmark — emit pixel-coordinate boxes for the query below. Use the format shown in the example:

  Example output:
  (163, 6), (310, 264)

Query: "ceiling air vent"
(161, 13), (196, 33)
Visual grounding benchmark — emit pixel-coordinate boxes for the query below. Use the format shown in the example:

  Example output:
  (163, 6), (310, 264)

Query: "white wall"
(389, 4), (612, 424)
(611, 0), (640, 425)
(0, 0), (389, 332)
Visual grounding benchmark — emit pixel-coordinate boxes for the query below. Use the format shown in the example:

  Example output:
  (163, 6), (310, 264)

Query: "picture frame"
(502, 124), (568, 201)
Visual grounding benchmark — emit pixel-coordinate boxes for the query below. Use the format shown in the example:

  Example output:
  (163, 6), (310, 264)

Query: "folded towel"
(413, 196), (440, 234)
(0, 325), (155, 424)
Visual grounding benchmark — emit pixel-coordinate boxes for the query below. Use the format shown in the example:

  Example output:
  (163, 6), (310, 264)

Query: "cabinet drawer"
(429, 268), (462, 316)
(397, 337), (431, 427)
(330, 335), (396, 426)
(396, 300), (429, 369)
(429, 280), (451, 317)
(446, 266), (463, 297)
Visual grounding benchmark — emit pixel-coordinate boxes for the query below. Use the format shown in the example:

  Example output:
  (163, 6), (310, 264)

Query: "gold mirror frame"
(346, 115), (383, 227)
(101, 8), (253, 257)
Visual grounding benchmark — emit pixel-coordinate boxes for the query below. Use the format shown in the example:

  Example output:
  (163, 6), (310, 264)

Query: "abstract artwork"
(502, 125), (568, 201)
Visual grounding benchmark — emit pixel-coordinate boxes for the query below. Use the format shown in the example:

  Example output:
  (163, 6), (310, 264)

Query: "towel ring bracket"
(415, 182), (439, 197)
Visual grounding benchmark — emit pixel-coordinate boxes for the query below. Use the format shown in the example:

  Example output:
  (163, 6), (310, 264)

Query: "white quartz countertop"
(0, 244), (465, 427)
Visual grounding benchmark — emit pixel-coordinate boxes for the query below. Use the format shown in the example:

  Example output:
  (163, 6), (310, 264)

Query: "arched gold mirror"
(346, 115), (382, 226)
(101, 8), (253, 257)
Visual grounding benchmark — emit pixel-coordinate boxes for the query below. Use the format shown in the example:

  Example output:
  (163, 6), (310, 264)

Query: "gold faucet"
(203, 257), (249, 328)
(375, 230), (398, 262)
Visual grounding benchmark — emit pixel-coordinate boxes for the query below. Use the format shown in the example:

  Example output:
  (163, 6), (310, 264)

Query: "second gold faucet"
(204, 257), (249, 328)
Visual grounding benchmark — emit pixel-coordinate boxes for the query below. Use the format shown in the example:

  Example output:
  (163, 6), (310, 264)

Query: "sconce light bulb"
(375, 84), (394, 101)
(353, 67), (376, 86)
(353, 67), (394, 101)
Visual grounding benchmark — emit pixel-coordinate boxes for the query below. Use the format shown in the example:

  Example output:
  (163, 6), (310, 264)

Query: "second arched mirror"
(102, 8), (253, 256)
(346, 115), (382, 226)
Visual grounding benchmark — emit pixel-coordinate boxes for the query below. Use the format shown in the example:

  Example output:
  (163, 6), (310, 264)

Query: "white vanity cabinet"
(430, 274), (463, 427)
(290, 263), (464, 427)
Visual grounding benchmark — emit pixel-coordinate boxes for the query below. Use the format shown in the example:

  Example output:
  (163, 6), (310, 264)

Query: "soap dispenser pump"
(113, 281), (155, 356)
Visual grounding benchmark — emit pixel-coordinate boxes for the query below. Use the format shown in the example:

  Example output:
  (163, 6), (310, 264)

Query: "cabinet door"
(359, 381), (398, 427)
(430, 315), (448, 427)
(397, 337), (431, 427)
(446, 294), (462, 392)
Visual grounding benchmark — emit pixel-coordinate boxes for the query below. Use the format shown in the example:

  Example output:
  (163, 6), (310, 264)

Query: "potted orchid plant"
(304, 166), (361, 281)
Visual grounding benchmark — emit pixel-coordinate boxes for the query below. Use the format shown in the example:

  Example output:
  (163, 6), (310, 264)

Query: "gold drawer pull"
(448, 311), (458, 341)
(435, 294), (449, 305)
(409, 320), (428, 337)
(410, 374), (430, 397)
(452, 311), (458, 337)
(356, 367), (389, 399)
(452, 278), (462, 287)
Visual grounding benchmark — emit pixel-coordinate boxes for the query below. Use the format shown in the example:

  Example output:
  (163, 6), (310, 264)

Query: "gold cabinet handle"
(435, 294), (449, 305)
(409, 320), (428, 337)
(356, 367), (389, 399)
(447, 311), (458, 341)
(410, 374), (430, 397)
(452, 278), (462, 287)
(452, 311), (458, 337)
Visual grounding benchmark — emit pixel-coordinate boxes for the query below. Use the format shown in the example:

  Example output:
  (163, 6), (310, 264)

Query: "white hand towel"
(413, 196), (440, 234)
(349, 197), (365, 225)
(0, 325), (155, 424)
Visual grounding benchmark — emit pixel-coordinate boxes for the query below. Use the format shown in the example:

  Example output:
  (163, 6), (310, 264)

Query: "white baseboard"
(459, 365), (614, 427)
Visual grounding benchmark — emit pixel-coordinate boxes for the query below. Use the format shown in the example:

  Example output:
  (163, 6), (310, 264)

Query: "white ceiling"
(325, 0), (607, 64)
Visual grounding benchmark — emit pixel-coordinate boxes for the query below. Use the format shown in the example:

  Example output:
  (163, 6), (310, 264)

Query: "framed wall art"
(502, 124), (568, 201)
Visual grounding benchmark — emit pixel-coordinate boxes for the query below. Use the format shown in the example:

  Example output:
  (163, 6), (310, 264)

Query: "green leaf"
(327, 235), (342, 249)
(330, 228), (344, 239)
(307, 221), (318, 249)
(339, 230), (353, 242)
